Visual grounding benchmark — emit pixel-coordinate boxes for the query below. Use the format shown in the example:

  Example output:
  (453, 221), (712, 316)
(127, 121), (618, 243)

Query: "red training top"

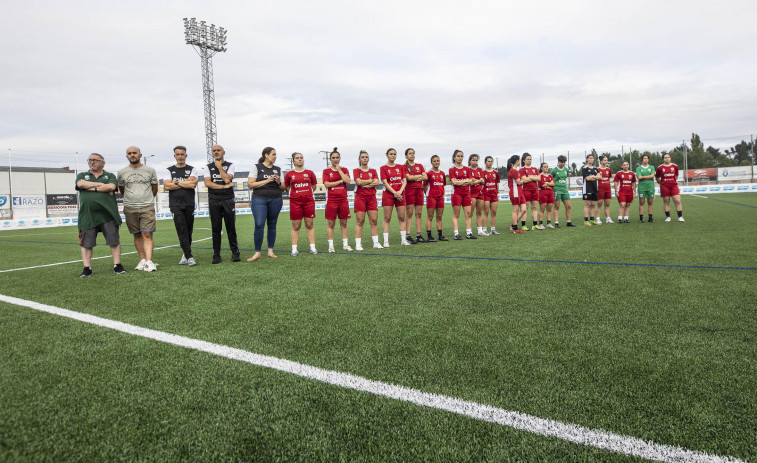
(508, 168), (524, 198)
(655, 164), (679, 185)
(405, 163), (425, 189)
(598, 167), (612, 191)
(448, 166), (471, 195)
(519, 166), (540, 192)
(425, 170), (447, 197)
(284, 170), (316, 201)
(322, 167), (350, 200)
(380, 164), (406, 193)
(614, 171), (636, 193)
(539, 173), (554, 190)
(483, 170), (500, 195)
(353, 167), (379, 197)
(469, 167), (484, 196)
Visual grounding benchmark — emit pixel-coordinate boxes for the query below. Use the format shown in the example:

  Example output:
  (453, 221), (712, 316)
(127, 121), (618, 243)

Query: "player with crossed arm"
(162, 145), (198, 266)
(613, 161), (636, 223)
(538, 162), (555, 229)
(519, 153), (541, 231)
(423, 155), (448, 242)
(322, 148), (353, 253)
(595, 155), (614, 224)
(403, 148), (427, 244)
(284, 152), (318, 256)
(481, 156), (501, 235)
(353, 150), (383, 250)
(656, 153), (684, 222)
(636, 153), (655, 223)
(581, 153), (600, 227)
(550, 155), (576, 227)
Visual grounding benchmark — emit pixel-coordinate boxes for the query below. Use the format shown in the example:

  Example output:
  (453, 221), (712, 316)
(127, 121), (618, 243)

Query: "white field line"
(692, 195), (709, 198)
(0, 234), (212, 273)
(0, 294), (744, 463)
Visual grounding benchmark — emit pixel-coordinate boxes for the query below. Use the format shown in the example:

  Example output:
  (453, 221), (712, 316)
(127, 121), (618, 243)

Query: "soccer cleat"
(640, 218), (645, 223)
(144, 261), (157, 272)
(538, 225), (545, 230)
(605, 218), (614, 224)
(80, 267), (93, 278)
(310, 249), (318, 254)
(678, 217), (685, 222)
(521, 225), (530, 231)
(584, 222), (592, 227)
(466, 233), (477, 239)
(328, 246), (336, 253)
(113, 264), (126, 274)
(135, 259), (147, 271)
(426, 236), (437, 242)
(532, 225), (540, 230)
(231, 253), (241, 262)
(187, 257), (197, 267)
(566, 223), (577, 227)
(344, 245), (354, 252)
(291, 250), (299, 256)
(648, 218), (654, 223)
(513, 229), (525, 234)
(212, 255), (222, 264)
(372, 243), (384, 249)
(595, 219), (602, 225)
(546, 224), (554, 229)
(179, 254), (188, 265)
(401, 240), (412, 246)
(623, 219), (630, 223)
(416, 236), (426, 243)
(490, 230), (501, 235)
(355, 244), (364, 251)
(453, 234), (463, 240)
(438, 236), (449, 241)
(665, 217), (671, 222)
(554, 223), (561, 228)
(406, 238), (417, 245)
(478, 230), (490, 236)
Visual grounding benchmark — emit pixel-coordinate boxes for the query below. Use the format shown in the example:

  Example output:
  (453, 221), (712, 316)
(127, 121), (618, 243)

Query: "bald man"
(118, 146), (159, 272)
(202, 144), (240, 263)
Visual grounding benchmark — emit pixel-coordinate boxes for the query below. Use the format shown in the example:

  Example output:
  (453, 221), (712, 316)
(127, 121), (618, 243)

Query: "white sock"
(466, 228), (472, 235)
(400, 231), (407, 241)
(624, 216), (629, 220)
(618, 216), (622, 222)
(310, 243), (317, 251)
(328, 239), (334, 248)
(454, 229), (459, 236)
(383, 233), (389, 243)
(491, 227), (496, 231)
(372, 235), (379, 244)
(343, 238), (348, 247)
(292, 245), (297, 252)
(355, 238), (362, 247)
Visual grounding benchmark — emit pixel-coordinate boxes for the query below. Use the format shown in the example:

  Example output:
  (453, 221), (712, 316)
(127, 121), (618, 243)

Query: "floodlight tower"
(183, 18), (228, 163)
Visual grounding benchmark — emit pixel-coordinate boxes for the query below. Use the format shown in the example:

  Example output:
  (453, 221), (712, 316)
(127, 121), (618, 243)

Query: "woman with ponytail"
(247, 146), (286, 261)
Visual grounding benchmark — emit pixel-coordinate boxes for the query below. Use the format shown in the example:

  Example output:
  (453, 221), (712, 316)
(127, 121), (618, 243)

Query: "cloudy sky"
(2, 0), (756, 171)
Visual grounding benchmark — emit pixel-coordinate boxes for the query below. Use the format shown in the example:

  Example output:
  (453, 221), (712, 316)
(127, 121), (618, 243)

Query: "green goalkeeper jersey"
(636, 164), (655, 190)
(550, 166), (569, 193)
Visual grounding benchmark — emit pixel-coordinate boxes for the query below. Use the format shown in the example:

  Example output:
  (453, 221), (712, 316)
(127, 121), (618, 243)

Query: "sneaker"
(521, 225), (530, 231)
(665, 217), (671, 222)
(310, 249), (318, 254)
(343, 245), (354, 252)
(355, 244), (364, 251)
(291, 250), (299, 256)
(135, 259), (147, 271)
(328, 246), (336, 253)
(546, 224), (554, 229)
(584, 222), (593, 227)
(538, 225), (545, 230)
(453, 234), (463, 240)
(144, 261), (157, 272)
(438, 236), (449, 241)
(406, 238), (417, 245)
(401, 240), (412, 246)
(478, 230), (490, 236)
(595, 219), (602, 225)
(605, 218), (614, 224)
(426, 236), (437, 242)
(566, 223), (577, 227)
(466, 233), (477, 239)
(383, 242), (390, 248)
(678, 217), (685, 222)
(531, 225), (540, 231)
(80, 267), (92, 278)
(554, 223), (561, 228)
(179, 254), (188, 265)
(490, 230), (500, 235)
(113, 264), (126, 274)
(624, 219), (630, 223)
(372, 243), (384, 249)
(231, 253), (241, 262)
(640, 218), (645, 223)
(416, 236), (426, 243)
(648, 218), (654, 223)
(212, 255), (222, 264)
(513, 229), (525, 234)
(187, 257), (197, 267)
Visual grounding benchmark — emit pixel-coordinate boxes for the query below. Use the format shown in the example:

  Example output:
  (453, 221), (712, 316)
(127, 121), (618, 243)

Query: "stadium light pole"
(183, 18), (228, 164)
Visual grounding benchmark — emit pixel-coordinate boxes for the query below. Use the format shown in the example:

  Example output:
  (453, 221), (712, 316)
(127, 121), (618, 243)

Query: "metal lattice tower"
(183, 18), (228, 163)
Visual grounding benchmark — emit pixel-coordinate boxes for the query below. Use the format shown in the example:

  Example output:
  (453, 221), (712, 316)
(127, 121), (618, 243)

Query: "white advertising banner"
(718, 166), (754, 182)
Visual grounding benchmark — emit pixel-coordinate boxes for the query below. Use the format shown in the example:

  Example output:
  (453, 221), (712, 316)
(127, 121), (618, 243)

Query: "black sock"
(677, 210), (683, 218)
(538, 221), (543, 225)
(584, 217), (588, 222)
(438, 229), (443, 238)
(532, 221), (538, 227)
(640, 214), (643, 221)
(648, 214), (653, 220)
(590, 216), (594, 221)
(416, 233), (422, 238)
(521, 221), (525, 227)
(427, 230), (433, 238)
(512, 224), (517, 230)
(665, 211), (670, 218)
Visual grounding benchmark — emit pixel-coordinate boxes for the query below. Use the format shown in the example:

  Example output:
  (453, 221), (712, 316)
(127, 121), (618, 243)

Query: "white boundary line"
(0, 293), (743, 463)
(0, 235), (212, 273)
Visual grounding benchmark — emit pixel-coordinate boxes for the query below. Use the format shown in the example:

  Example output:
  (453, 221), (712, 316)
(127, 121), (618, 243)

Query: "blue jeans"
(251, 196), (283, 252)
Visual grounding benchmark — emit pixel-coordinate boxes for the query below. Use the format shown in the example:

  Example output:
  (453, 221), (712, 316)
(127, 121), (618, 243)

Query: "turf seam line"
(691, 195), (757, 209)
(0, 293), (744, 463)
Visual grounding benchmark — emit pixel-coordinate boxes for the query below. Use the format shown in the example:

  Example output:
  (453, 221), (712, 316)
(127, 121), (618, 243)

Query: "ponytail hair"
(521, 152), (531, 164)
(259, 146), (275, 163)
(452, 149), (463, 164)
(386, 147), (396, 155)
(507, 155), (520, 171)
(404, 147), (415, 168)
(484, 156), (493, 164)
(468, 153), (479, 166)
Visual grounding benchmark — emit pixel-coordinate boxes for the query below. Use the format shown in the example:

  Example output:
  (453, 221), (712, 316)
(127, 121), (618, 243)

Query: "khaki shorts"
(124, 205), (156, 234)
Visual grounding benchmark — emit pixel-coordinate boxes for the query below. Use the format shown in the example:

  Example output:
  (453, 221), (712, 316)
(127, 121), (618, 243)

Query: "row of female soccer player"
(256, 147), (685, 256)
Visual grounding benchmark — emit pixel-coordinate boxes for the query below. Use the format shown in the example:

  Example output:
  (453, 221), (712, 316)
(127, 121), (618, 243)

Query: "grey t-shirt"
(118, 165), (158, 208)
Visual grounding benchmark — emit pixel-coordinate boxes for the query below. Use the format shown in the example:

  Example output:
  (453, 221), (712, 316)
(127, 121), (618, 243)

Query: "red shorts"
(404, 188), (425, 206)
(523, 188), (539, 202)
(325, 199), (351, 220)
(539, 189), (555, 204)
(617, 192), (634, 204)
(289, 198), (315, 221)
(470, 188), (483, 200)
(598, 189), (612, 200)
(483, 192), (498, 202)
(451, 192), (472, 207)
(510, 194), (526, 205)
(660, 184), (680, 197)
(354, 194), (378, 212)
(427, 195), (445, 209)
(382, 190), (406, 207)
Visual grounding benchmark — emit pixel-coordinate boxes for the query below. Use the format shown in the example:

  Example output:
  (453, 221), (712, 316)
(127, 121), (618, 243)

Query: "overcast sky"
(2, 0), (756, 171)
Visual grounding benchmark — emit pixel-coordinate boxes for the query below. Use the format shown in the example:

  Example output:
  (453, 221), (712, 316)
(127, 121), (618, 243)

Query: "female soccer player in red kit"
(538, 162), (555, 229)
(403, 148), (427, 243)
(656, 153), (684, 222)
(518, 153), (541, 231)
(322, 148), (353, 253)
(613, 161), (636, 223)
(353, 150), (383, 250)
(424, 155), (448, 242)
(380, 148), (410, 247)
(507, 154), (526, 234)
(482, 156), (500, 235)
(284, 152), (318, 256)
(596, 155), (614, 224)
(449, 150), (476, 240)
(468, 154), (487, 236)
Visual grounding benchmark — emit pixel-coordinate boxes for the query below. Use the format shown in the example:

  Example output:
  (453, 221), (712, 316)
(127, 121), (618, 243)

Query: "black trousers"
(208, 197), (239, 256)
(170, 205), (195, 258)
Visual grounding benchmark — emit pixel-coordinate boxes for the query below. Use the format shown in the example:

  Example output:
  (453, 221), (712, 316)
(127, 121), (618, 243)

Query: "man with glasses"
(75, 153), (125, 277)
(118, 146), (159, 272)
(201, 144), (240, 264)
(162, 145), (198, 266)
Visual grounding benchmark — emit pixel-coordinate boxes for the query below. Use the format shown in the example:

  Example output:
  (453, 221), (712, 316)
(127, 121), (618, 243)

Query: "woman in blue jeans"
(247, 146), (286, 261)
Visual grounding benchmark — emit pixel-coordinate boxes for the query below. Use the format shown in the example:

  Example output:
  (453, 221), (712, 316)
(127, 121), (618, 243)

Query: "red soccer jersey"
(405, 163), (425, 189)
(380, 164), (406, 193)
(483, 170), (500, 195)
(285, 169), (316, 200)
(448, 166), (471, 195)
(539, 173), (554, 190)
(656, 164), (679, 185)
(614, 171), (636, 193)
(425, 170), (446, 197)
(598, 167), (612, 190)
(322, 167), (350, 200)
(508, 168), (523, 197)
(519, 166), (540, 192)
(353, 168), (379, 197)
(469, 167), (484, 195)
